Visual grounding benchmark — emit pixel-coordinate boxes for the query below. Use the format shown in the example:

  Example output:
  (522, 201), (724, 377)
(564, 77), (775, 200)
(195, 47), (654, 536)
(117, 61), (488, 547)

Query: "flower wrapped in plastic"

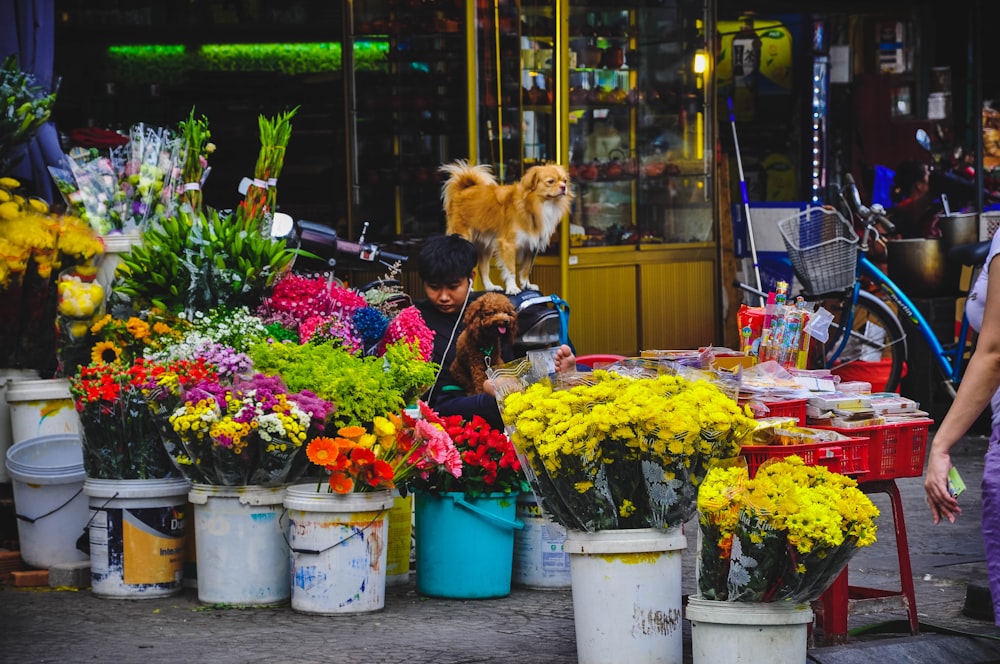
(55, 266), (105, 375)
(495, 359), (754, 532)
(166, 372), (335, 486)
(1, 178), (103, 372)
(0, 55), (56, 173)
(69, 357), (212, 479)
(696, 456), (880, 603)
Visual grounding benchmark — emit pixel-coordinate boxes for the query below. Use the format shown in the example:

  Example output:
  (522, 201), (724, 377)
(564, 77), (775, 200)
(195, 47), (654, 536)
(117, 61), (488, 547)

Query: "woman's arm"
(925, 254), (1000, 523)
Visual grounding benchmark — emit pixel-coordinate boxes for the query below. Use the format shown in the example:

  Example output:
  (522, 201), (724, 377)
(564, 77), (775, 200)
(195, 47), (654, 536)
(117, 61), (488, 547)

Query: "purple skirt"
(982, 425), (1000, 625)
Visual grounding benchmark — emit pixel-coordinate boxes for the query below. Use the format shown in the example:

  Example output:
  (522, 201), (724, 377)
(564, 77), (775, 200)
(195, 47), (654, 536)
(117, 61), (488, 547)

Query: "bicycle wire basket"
(777, 206), (859, 297)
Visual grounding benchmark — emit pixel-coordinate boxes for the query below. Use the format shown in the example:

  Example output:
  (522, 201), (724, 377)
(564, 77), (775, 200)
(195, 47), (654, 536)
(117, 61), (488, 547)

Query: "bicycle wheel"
(820, 290), (907, 392)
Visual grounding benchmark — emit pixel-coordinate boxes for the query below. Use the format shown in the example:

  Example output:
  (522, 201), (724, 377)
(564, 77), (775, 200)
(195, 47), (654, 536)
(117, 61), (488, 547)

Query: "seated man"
(414, 234), (574, 430)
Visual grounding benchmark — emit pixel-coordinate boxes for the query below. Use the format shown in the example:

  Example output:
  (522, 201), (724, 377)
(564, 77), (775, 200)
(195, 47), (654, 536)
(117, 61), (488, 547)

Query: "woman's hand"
(924, 446), (961, 524)
(554, 345), (576, 373)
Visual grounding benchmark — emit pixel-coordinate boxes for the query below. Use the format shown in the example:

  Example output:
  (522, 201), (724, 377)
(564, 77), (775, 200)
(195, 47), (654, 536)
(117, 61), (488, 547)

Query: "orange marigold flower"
(125, 317), (150, 340)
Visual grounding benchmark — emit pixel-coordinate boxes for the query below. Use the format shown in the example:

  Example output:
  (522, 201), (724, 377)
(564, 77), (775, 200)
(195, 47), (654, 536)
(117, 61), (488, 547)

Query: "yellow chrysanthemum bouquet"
(697, 456), (879, 603)
(0, 176), (103, 372)
(497, 364), (755, 532)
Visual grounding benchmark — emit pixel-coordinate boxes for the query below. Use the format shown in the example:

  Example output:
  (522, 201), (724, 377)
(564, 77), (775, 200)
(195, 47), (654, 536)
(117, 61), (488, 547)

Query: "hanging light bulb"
(692, 50), (708, 74)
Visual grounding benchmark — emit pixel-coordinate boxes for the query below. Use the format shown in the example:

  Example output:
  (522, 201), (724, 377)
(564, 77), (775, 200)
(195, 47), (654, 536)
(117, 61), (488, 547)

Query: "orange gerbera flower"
(338, 425), (367, 440)
(328, 471), (354, 494)
(306, 436), (341, 466)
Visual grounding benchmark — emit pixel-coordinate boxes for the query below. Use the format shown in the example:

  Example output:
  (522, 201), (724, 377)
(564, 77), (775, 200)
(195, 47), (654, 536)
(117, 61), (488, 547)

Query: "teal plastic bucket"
(414, 491), (522, 599)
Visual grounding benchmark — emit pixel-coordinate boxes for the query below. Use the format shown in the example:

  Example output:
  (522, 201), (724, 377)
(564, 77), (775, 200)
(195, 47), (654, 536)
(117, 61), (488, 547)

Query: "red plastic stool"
(817, 479), (919, 644)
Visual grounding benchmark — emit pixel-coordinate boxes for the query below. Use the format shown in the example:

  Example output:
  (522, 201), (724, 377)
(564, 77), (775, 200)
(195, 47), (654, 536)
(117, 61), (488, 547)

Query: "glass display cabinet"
(474, 0), (717, 354)
(475, 0), (713, 249)
(348, 0), (469, 241)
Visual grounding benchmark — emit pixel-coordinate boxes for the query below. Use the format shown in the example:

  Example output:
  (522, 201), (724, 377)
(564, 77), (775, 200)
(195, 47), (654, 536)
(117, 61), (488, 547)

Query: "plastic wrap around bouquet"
(164, 372), (335, 487)
(696, 456), (879, 603)
(492, 357), (754, 532)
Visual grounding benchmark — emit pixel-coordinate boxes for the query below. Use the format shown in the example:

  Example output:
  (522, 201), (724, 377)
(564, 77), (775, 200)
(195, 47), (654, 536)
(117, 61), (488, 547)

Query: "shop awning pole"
(728, 96), (764, 306)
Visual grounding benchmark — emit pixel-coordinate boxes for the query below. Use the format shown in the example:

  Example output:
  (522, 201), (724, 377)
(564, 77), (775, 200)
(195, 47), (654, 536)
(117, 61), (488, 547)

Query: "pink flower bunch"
(381, 306), (434, 361)
(298, 314), (363, 353)
(259, 274), (336, 324)
(328, 283), (366, 318)
(413, 418), (464, 478)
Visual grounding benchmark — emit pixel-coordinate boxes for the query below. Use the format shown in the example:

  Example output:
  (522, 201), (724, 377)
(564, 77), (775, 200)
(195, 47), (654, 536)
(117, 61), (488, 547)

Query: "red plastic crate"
(759, 398), (808, 426)
(812, 419), (932, 482)
(740, 437), (870, 478)
(740, 399), (809, 427)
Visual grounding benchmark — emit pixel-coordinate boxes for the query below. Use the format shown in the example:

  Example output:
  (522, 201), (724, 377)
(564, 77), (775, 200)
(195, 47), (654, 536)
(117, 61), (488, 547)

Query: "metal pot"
(939, 212), (978, 250)
(886, 238), (947, 296)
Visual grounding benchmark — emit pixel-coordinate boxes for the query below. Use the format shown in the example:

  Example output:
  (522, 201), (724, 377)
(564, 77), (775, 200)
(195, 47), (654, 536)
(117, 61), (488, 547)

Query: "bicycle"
(740, 176), (990, 396)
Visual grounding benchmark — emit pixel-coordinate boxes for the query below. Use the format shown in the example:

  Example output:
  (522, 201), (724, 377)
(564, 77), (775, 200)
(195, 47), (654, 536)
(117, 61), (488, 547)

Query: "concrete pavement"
(1, 431), (999, 663)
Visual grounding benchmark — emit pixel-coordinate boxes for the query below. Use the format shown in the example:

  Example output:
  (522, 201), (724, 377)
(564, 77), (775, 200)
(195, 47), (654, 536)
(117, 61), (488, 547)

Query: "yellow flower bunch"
(696, 456), (879, 603)
(89, 308), (189, 365)
(749, 457), (879, 553)
(502, 370), (755, 531)
(0, 177), (103, 288)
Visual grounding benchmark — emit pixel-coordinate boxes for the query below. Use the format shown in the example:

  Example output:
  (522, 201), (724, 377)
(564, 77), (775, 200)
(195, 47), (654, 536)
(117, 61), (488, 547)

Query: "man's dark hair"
(418, 234), (477, 283)
(891, 160), (928, 204)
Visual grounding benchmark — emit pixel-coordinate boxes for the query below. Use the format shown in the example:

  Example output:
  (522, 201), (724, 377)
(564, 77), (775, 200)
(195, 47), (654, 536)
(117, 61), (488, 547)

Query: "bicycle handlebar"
(840, 174), (896, 237)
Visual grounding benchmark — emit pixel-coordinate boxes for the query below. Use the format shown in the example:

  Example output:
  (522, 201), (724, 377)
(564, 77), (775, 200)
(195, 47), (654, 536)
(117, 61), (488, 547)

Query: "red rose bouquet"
(402, 402), (528, 498)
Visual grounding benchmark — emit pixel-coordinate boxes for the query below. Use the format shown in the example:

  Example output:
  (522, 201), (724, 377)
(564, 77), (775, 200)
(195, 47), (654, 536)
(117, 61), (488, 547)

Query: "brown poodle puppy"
(450, 293), (518, 395)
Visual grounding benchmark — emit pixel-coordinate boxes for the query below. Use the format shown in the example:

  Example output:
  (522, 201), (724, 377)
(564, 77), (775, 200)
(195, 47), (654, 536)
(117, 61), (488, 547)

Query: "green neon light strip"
(105, 41), (388, 83)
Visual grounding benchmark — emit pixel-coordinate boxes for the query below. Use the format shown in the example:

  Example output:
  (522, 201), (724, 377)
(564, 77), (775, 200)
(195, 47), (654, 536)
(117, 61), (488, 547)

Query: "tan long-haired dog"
(450, 293), (518, 394)
(440, 160), (572, 295)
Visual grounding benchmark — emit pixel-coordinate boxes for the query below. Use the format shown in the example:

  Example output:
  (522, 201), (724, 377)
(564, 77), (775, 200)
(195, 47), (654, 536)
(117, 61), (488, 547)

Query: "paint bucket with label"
(84, 477), (189, 599)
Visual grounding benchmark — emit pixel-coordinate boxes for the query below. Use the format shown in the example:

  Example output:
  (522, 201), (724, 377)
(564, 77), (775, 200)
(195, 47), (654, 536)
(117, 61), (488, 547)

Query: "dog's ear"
(522, 166), (540, 191)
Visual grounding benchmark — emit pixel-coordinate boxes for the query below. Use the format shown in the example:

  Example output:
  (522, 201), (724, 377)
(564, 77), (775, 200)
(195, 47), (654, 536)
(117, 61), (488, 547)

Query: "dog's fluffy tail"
(439, 160), (497, 210)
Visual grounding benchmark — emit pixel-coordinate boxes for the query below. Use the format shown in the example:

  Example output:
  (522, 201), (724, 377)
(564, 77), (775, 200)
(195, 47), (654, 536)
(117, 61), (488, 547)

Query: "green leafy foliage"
(113, 206), (294, 314)
(248, 339), (437, 428)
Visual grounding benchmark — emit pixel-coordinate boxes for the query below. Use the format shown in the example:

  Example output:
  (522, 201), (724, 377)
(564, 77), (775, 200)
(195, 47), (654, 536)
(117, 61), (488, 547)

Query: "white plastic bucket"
(5, 378), (80, 447)
(386, 490), (413, 586)
(513, 494), (570, 589)
(565, 527), (687, 664)
(84, 477), (189, 599)
(284, 485), (392, 615)
(96, 231), (142, 293)
(685, 595), (813, 664)
(0, 369), (40, 483)
(5, 434), (89, 568)
(188, 483), (288, 605)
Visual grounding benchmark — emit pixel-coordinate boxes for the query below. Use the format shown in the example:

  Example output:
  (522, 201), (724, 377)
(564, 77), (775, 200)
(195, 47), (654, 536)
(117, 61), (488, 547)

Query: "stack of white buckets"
(1, 232), (144, 580)
(2, 373), (90, 571)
